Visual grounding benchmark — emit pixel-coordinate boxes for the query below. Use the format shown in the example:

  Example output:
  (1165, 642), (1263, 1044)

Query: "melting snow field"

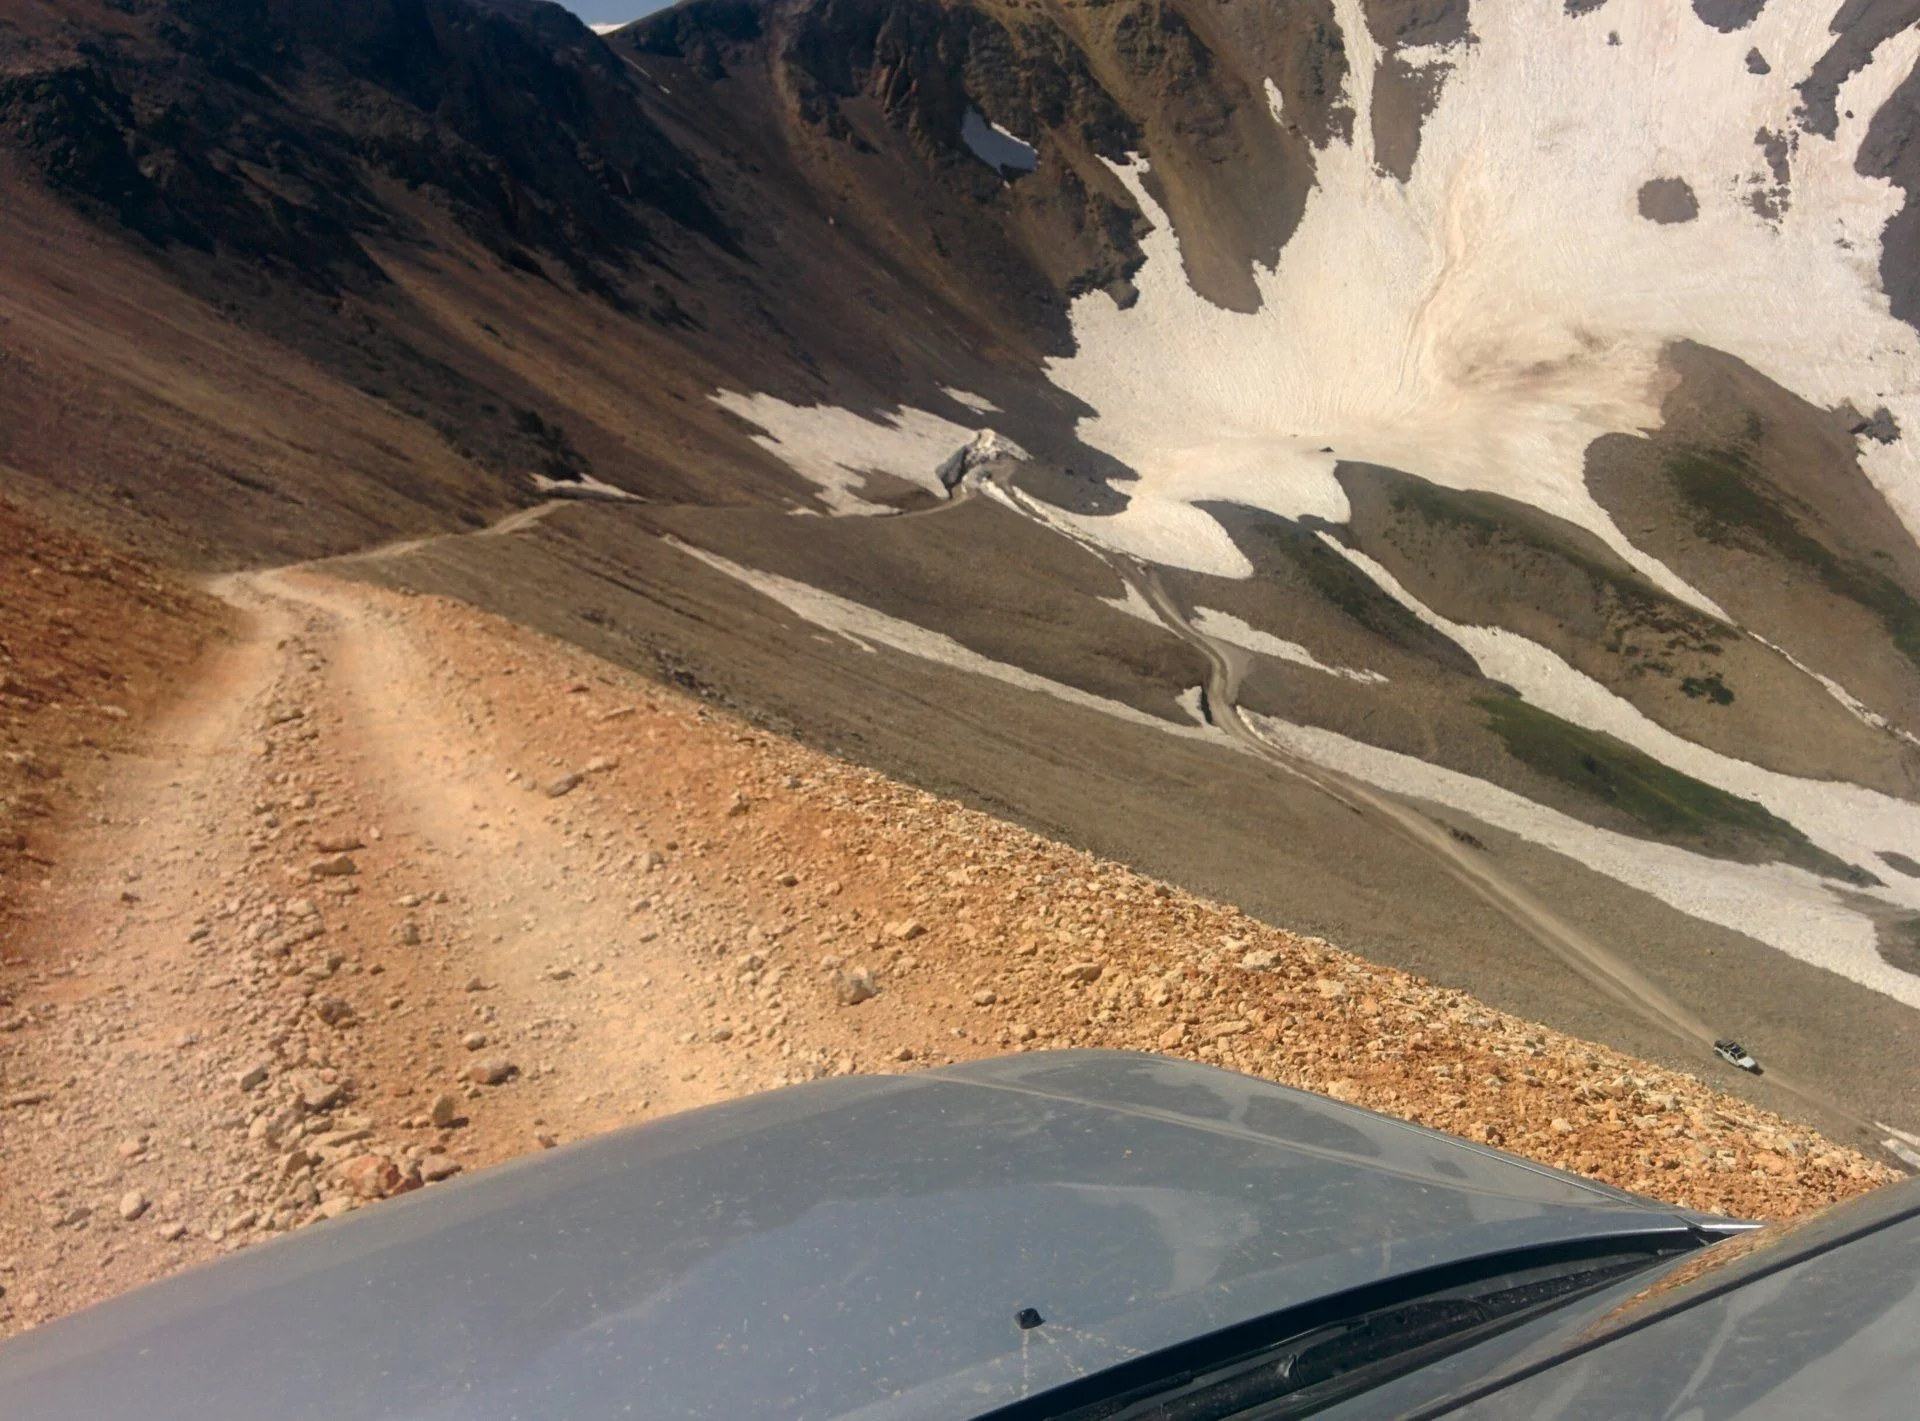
(701, 0), (1920, 1007)
(1241, 709), (1920, 1012)
(1044, 0), (1920, 595)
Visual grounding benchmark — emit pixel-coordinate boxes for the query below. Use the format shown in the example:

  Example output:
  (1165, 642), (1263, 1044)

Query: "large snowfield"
(709, 1), (1920, 1009)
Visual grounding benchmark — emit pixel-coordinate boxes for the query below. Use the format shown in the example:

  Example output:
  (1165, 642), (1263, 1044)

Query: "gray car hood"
(0, 1051), (1709, 1420)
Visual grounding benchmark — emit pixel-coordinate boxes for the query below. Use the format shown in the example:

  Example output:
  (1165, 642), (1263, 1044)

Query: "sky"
(558, 0), (677, 27)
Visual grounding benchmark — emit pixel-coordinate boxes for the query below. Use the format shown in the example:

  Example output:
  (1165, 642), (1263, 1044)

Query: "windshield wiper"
(982, 1233), (1705, 1421)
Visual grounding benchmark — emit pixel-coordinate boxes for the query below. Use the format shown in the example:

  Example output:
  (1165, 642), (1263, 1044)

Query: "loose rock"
(466, 1059), (519, 1086)
(834, 968), (878, 1006)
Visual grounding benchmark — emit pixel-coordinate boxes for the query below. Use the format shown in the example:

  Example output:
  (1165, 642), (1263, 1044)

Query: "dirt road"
(0, 546), (1897, 1336)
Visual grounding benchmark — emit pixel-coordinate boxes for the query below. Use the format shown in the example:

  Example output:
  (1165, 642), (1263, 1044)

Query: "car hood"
(0, 1051), (1713, 1420)
(1322, 1170), (1920, 1421)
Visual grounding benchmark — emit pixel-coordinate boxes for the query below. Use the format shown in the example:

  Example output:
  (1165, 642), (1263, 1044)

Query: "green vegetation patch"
(1667, 446), (1920, 676)
(1876, 917), (1920, 976)
(1383, 480), (1673, 617)
(1679, 673), (1734, 704)
(1228, 513), (1476, 673)
(1378, 478), (1735, 670)
(1474, 693), (1861, 881)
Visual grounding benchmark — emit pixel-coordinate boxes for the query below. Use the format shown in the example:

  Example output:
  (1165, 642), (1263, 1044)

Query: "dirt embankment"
(0, 497), (228, 919)
(0, 570), (1896, 1337)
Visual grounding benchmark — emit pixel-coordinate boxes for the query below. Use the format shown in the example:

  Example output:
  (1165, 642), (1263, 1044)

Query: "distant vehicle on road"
(1715, 1038), (1762, 1072)
(4, 1051), (1915, 1420)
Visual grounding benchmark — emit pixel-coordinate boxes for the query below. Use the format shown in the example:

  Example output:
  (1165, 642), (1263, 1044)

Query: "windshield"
(979, 1235), (1700, 1421)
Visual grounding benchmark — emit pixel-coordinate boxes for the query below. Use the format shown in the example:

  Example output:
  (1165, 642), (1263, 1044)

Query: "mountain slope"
(6, 0), (1920, 1135)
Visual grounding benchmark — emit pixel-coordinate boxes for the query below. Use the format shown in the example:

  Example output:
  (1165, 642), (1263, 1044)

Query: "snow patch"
(943, 387), (1001, 414)
(1263, 78), (1286, 127)
(531, 471), (640, 503)
(1241, 708), (1920, 1011)
(1192, 606), (1388, 683)
(1036, 0), (1920, 606)
(1098, 581), (1163, 626)
(709, 391), (1002, 513)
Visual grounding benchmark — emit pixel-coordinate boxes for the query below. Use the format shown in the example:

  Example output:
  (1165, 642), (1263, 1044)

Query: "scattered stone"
(972, 989), (998, 1006)
(312, 997), (356, 1027)
(421, 1157), (463, 1183)
(886, 920), (927, 942)
(429, 1093), (461, 1129)
(312, 833), (365, 854)
(543, 966), (575, 982)
(1551, 1117), (1576, 1135)
(298, 1078), (347, 1113)
(834, 968), (879, 1006)
(155, 1222), (187, 1243)
(466, 1058), (519, 1086)
(894, 1046), (915, 1062)
(1061, 962), (1103, 984)
(317, 1197), (355, 1221)
(461, 1032), (488, 1051)
(236, 1063), (270, 1092)
(341, 1155), (404, 1200)
(308, 854), (358, 879)
(711, 1027), (734, 1042)
(118, 1190), (149, 1222)
(546, 772), (584, 799)
(1238, 950), (1280, 972)
(641, 850), (666, 871)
